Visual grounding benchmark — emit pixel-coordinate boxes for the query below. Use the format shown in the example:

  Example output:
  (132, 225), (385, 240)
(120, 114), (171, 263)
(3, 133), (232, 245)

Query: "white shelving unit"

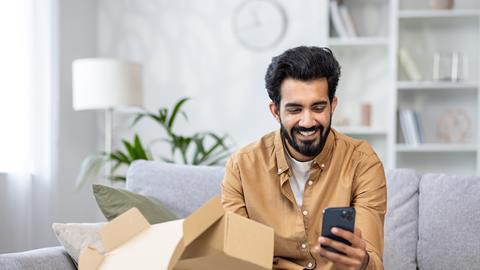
(328, 37), (390, 47)
(324, 0), (480, 175)
(398, 9), (480, 18)
(396, 144), (478, 152)
(397, 81), (478, 90)
(325, 0), (396, 169)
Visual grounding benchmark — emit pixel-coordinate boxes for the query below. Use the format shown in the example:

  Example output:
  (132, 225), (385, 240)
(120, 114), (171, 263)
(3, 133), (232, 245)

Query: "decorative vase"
(430, 0), (454, 9)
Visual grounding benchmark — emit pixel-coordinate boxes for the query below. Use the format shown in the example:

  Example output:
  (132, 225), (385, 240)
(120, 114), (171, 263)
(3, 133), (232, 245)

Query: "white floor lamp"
(72, 58), (143, 180)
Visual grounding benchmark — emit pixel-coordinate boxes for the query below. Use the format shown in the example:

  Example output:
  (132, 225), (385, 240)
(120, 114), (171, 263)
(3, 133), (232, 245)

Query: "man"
(221, 46), (386, 270)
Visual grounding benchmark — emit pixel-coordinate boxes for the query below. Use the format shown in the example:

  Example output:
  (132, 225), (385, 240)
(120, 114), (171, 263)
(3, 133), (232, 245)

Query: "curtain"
(0, 0), (57, 252)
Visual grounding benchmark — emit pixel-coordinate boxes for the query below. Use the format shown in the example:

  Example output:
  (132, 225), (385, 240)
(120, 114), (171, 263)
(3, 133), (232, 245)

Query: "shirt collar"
(274, 128), (336, 176)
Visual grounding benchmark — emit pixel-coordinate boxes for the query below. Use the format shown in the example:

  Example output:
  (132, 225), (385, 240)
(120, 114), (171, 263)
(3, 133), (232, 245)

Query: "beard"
(280, 116), (331, 158)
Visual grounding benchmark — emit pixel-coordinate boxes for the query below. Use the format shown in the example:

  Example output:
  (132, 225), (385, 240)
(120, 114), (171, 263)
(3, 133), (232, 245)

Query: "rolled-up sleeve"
(352, 155), (387, 270)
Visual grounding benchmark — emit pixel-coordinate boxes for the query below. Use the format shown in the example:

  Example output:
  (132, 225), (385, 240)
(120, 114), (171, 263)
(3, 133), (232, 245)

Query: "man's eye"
(313, 106), (325, 112)
(287, 108), (301, 113)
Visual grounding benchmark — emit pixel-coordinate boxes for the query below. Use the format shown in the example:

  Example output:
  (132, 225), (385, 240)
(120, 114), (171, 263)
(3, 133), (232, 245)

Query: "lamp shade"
(72, 58), (143, 110)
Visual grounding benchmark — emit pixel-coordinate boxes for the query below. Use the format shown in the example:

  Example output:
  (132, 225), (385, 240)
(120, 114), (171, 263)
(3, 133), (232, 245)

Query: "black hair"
(264, 46), (341, 106)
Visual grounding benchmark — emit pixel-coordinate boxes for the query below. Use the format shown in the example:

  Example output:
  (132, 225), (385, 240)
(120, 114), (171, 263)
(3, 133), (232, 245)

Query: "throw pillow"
(92, 184), (177, 224)
(52, 222), (105, 265)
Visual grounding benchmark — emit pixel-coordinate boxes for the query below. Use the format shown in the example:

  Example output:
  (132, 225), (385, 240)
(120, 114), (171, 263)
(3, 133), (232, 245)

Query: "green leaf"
(133, 134), (149, 160)
(196, 133), (229, 164)
(75, 154), (107, 190)
(167, 97), (189, 131)
(122, 139), (138, 159)
(192, 135), (206, 165)
(181, 111), (189, 122)
(111, 161), (123, 175)
(109, 175), (127, 182)
(205, 152), (230, 166)
(110, 152), (129, 164)
(129, 113), (146, 128)
(114, 150), (131, 164)
(159, 156), (174, 163)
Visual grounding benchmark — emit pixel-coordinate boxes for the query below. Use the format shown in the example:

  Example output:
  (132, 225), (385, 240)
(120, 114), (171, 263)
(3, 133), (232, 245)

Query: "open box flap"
(223, 213), (274, 269)
(182, 195), (224, 247)
(78, 246), (105, 270)
(100, 207), (150, 252)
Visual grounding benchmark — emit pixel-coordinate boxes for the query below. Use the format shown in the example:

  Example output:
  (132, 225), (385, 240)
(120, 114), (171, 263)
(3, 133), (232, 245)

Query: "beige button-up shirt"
(221, 129), (386, 269)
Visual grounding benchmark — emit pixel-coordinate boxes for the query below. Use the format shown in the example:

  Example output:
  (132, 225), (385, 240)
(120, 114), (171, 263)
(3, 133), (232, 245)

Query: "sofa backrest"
(384, 169), (420, 270)
(126, 162), (480, 269)
(385, 169), (480, 270)
(416, 173), (480, 270)
(126, 160), (224, 218)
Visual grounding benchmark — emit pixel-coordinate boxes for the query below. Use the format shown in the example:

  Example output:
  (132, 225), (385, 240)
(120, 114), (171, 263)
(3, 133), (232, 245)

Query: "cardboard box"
(79, 195), (274, 270)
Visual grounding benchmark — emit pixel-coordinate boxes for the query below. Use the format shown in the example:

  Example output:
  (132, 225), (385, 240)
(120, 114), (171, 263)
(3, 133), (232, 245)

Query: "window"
(0, 1), (33, 172)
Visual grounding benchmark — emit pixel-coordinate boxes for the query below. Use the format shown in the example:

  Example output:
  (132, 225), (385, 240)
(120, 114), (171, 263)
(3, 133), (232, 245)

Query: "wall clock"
(232, 0), (288, 51)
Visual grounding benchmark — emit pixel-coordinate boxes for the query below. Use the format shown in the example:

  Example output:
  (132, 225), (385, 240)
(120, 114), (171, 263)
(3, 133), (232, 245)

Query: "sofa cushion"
(384, 169), (420, 270)
(0, 246), (76, 270)
(51, 222), (104, 265)
(417, 173), (480, 270)
(93, 184), (177, 224)
(126, 160), (225, 218)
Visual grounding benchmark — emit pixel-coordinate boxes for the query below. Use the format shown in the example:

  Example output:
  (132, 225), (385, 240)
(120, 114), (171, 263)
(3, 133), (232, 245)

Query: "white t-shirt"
(285, 150), (312, 208)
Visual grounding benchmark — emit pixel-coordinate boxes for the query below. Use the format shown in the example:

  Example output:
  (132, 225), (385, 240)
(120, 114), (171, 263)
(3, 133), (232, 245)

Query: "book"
(330, 0), (348, 38)
(399, 48), (423, 81)
(413, 111), (425, 144)
(399, 110), (413, 144)
(339, 3), (357, 37)
(406, 110), (420, 145)
(399, 109), (424, 145)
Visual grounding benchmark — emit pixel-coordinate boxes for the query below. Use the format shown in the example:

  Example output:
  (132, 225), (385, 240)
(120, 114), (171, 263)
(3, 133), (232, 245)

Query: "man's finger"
(316, 245), (362, 268)
(331, 227), (355, 243)
(318, 237), (364, 261)
(331, 227), (365, 248)
(354, 227), (362, 238)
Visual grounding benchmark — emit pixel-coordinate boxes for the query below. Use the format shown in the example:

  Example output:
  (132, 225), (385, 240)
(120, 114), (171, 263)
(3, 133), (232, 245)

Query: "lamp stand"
(105, 107), (113, 181)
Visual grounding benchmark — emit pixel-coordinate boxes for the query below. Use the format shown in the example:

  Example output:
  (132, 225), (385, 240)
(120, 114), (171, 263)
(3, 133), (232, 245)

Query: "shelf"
(328, 37), (389, 47)
(396, 144), (477, 152)
(397, 81), (478, 90)
(335, 126), (388, 135)
(399, 10), (480, 19)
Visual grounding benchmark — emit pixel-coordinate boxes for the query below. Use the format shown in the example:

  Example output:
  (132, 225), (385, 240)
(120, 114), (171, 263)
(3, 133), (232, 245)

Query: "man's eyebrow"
(312, 101), (328, 106)
(285, 102), (302, 107)
(284, 101), (328, 107)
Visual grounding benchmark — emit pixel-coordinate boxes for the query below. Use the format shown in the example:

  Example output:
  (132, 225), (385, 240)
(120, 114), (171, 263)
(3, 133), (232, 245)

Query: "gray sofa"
(1, 161), (479, 269)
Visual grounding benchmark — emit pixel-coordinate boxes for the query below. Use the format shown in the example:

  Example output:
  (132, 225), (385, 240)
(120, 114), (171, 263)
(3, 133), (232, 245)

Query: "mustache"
(292, 124), (323, 133)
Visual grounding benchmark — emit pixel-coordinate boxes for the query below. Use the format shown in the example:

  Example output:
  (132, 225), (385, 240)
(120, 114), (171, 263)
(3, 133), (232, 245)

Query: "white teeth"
(299, 130), (315, 136)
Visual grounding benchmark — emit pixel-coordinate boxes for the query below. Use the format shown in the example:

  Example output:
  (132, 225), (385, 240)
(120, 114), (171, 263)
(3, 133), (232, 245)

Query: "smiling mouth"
(297, 129), (319, 139)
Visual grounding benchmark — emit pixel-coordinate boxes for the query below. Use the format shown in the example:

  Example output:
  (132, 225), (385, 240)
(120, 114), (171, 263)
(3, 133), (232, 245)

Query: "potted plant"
(76, 97), (231, 188)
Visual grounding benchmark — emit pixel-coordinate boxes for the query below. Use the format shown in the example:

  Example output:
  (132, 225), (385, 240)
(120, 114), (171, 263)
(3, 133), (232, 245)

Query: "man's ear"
(269, 102), (280, 123)
(331, 96), (338, 113)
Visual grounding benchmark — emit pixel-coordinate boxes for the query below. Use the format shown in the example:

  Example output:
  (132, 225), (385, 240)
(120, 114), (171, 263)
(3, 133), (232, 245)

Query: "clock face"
(232, 0), (288, 51)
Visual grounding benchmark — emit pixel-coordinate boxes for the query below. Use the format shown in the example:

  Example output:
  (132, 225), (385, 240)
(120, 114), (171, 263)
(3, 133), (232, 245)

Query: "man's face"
(269, 78), (337, 161)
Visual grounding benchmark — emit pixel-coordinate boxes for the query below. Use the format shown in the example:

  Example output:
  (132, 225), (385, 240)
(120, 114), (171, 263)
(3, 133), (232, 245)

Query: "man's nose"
(299, 111), (316, 128)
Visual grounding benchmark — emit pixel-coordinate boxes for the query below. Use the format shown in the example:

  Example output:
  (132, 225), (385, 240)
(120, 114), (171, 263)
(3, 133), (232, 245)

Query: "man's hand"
(313, 227), (369, 270)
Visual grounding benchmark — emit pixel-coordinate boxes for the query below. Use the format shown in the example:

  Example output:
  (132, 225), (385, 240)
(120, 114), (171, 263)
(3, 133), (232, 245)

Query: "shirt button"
(301, 243), (307, 249)
(307, 262), (314, 268)
(320, 163), (325, 169)
(302, 210), (308, 216)
(308, 180), (313, 186)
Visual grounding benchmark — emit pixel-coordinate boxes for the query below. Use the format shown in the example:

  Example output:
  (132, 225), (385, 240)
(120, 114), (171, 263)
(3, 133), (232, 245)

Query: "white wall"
(53, 0), (101, 227)
(98, 0), (327, 152)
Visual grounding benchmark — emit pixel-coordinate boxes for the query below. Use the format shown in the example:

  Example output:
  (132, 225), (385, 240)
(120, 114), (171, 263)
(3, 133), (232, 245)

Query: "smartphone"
(321, 207), (355, 255)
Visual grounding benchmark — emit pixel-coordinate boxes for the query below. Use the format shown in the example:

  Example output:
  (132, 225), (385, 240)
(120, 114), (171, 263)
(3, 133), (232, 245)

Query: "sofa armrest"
(0, 246), (76, 270)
